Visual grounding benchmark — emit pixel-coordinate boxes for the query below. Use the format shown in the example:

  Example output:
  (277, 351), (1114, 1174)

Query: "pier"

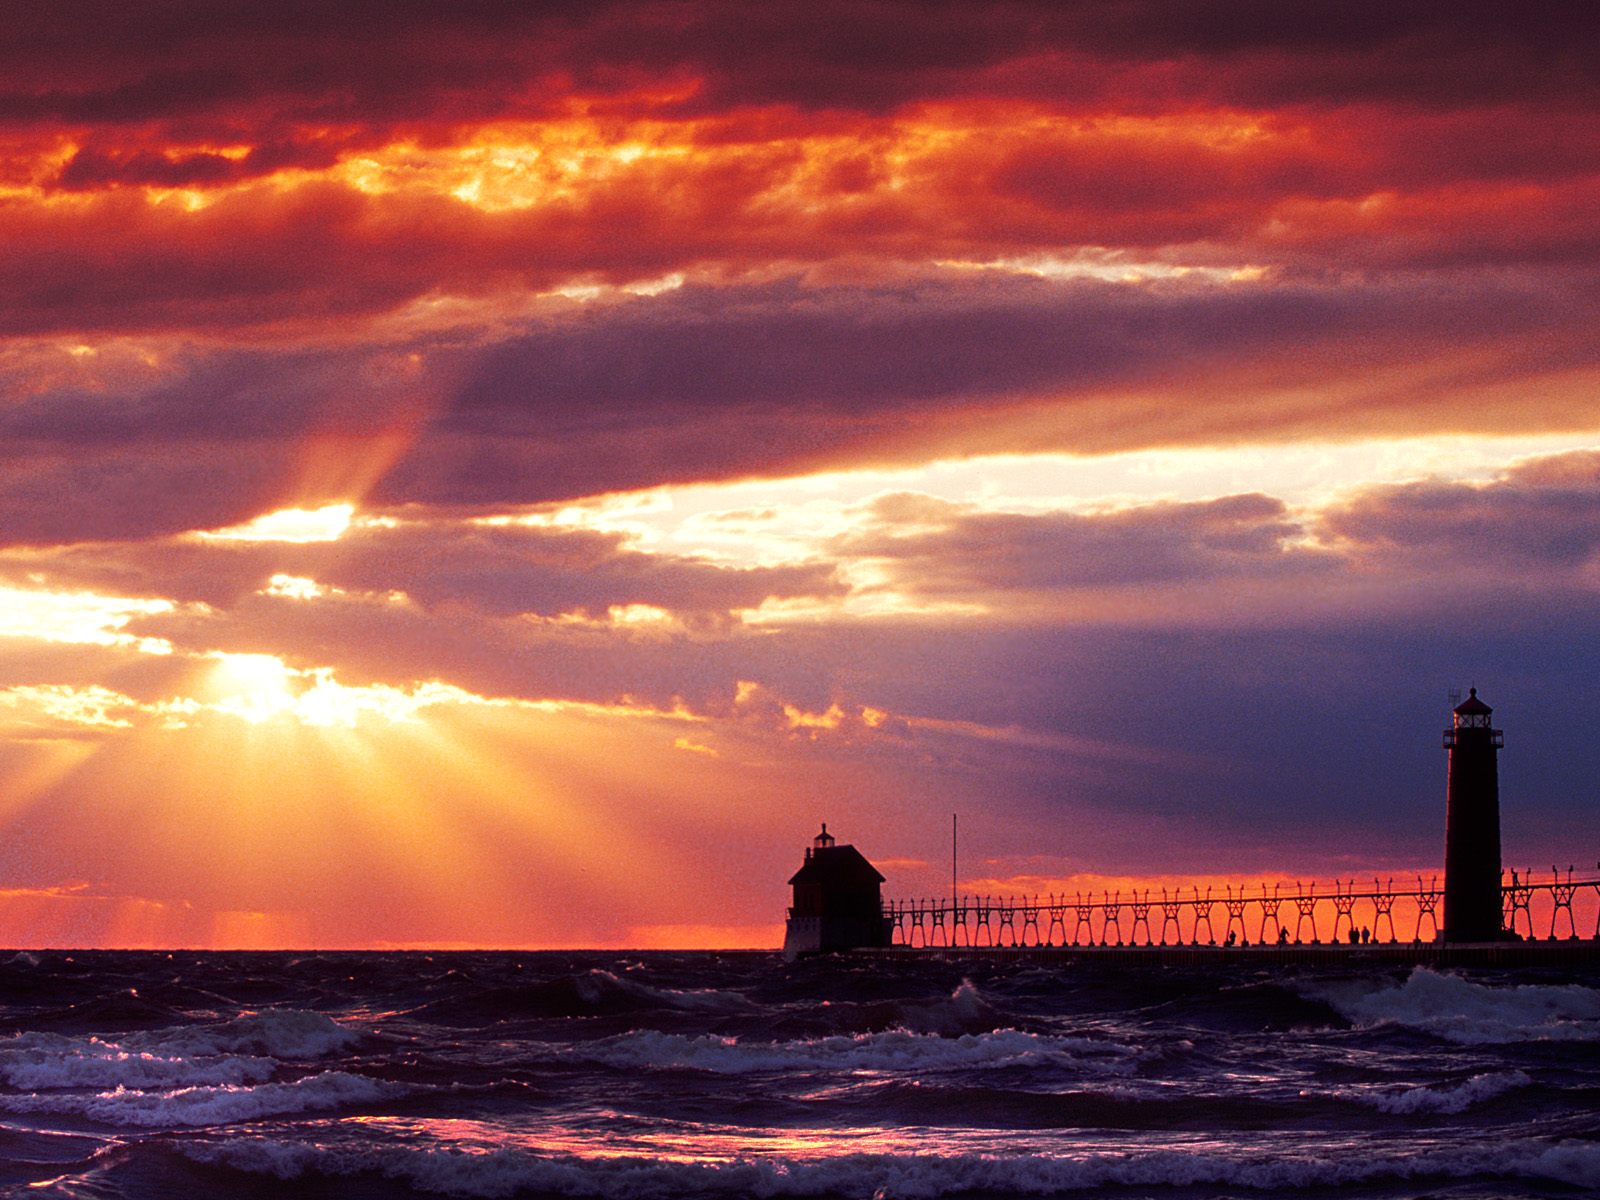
(864, 940), (1600, 969)
(783, 688), (1600, 963)
(879, 869), (1600, 962)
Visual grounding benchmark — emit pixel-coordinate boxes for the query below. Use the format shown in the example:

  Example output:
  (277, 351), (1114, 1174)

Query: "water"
(0, 950), (1596, 1198)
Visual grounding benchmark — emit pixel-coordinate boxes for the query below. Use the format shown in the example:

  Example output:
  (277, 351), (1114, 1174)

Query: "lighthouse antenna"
(952, 813), (958, 909)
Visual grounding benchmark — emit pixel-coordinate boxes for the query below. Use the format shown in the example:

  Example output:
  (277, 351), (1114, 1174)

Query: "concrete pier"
(861, 939), (1600, 969)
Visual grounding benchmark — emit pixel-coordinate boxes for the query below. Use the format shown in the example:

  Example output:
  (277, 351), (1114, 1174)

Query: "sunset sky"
(1, 2), (1597, 948)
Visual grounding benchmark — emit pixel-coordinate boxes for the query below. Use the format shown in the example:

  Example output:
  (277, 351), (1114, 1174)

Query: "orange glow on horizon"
(624, 923), (784, 950)
(0, 679), (829, 949)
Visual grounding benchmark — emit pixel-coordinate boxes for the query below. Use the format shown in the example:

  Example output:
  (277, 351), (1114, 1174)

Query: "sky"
(1, 1), (1597, 948)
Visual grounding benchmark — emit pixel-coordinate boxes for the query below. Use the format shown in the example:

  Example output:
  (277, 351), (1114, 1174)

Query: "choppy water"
(0, 951), (1596, 1199)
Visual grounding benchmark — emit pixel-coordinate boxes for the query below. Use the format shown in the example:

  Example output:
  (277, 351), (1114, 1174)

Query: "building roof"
(1454, 687), (1492, 716)
(788, 843), (886, 886)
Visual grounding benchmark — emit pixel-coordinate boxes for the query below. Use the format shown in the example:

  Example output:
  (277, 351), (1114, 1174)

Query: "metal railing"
(884, 866), (1600, 948)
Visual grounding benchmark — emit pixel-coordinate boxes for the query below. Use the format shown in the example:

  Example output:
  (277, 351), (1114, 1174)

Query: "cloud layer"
(1, 3), (1597, 944)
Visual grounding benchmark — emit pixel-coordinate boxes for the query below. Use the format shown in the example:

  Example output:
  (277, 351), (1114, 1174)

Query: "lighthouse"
(782, 824), (892, 957)
(1442, 688), (1504, 942)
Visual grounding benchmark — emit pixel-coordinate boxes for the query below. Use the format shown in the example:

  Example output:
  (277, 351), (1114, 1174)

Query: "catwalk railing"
(885, 867), (1600, 948)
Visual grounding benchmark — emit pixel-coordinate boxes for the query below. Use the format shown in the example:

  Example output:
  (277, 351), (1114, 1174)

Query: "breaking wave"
(0, 1009), (359, 1097)
(1318, 1069), (1534, 1114)
(1311, 968), (1600, 1044)
(0, 1070), (404, 1128)
(0, 1033), (275, 1091)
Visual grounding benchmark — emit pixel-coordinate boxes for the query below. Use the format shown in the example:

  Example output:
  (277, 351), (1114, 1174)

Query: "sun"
(200, 652), (483, 728)
(206, 653), (299, 724)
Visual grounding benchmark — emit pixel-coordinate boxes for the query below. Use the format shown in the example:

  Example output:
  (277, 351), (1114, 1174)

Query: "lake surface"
(0, 950), (1596, 1198)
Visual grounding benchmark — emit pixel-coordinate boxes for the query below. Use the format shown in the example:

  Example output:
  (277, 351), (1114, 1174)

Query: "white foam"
(180, 1138), (1600, 1198)
(563, 1027), (1137, 1076)
(1322, 1069), (1533, 1114)
(892, 979), (999, 1035)
(0, 1010), (359, 1095)
(0, 1032), (274, 1090)
(1313, 968), (1600, 1044)
(0, 1070), (403, 1128)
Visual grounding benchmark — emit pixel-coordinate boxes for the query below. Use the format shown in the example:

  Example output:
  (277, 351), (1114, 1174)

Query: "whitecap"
(0, 1010), (359, 1095)
(0, 1031), (275, 1091)
(0, 1069), (403, 1128)
(1319, 1069), (1533, 1114)
(1311, 967), (1600, 1044)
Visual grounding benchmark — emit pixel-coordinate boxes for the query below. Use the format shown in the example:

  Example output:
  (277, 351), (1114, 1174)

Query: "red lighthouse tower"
(1442, 688), (1504, 942)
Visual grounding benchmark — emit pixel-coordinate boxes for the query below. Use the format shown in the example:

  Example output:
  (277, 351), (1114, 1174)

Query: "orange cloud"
(0, 92), (1594, 339)
(0, 4), (1596, 949)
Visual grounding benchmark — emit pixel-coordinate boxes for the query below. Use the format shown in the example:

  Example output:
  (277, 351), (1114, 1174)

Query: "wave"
(0, 1032), (275, 1091)
(1311, 1069), (1534, 1115)
(406, 969), (754, 1024)
(0, 1069), (402, 1128)
(1133, 979), (1348, 1033)
(0, 1008), (371, 1132)
(823, 1079), (1314, 1131)
(177, 1137), (1600, 1197)
(0, 1009), (359, 1096)
(25, 991), (187, 1032)
(879, 978), (1006, 1035)
(762, 978), (1021, 1038)
(125, 1009), (362, 1059)
(564, 1026), (1138, 1076)
(1310, 967), (1600, 1044)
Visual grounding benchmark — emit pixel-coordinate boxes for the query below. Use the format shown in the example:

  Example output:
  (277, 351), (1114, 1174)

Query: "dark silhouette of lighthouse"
(782, 824), (891, 957)
(1442, 688), (1504, 942)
